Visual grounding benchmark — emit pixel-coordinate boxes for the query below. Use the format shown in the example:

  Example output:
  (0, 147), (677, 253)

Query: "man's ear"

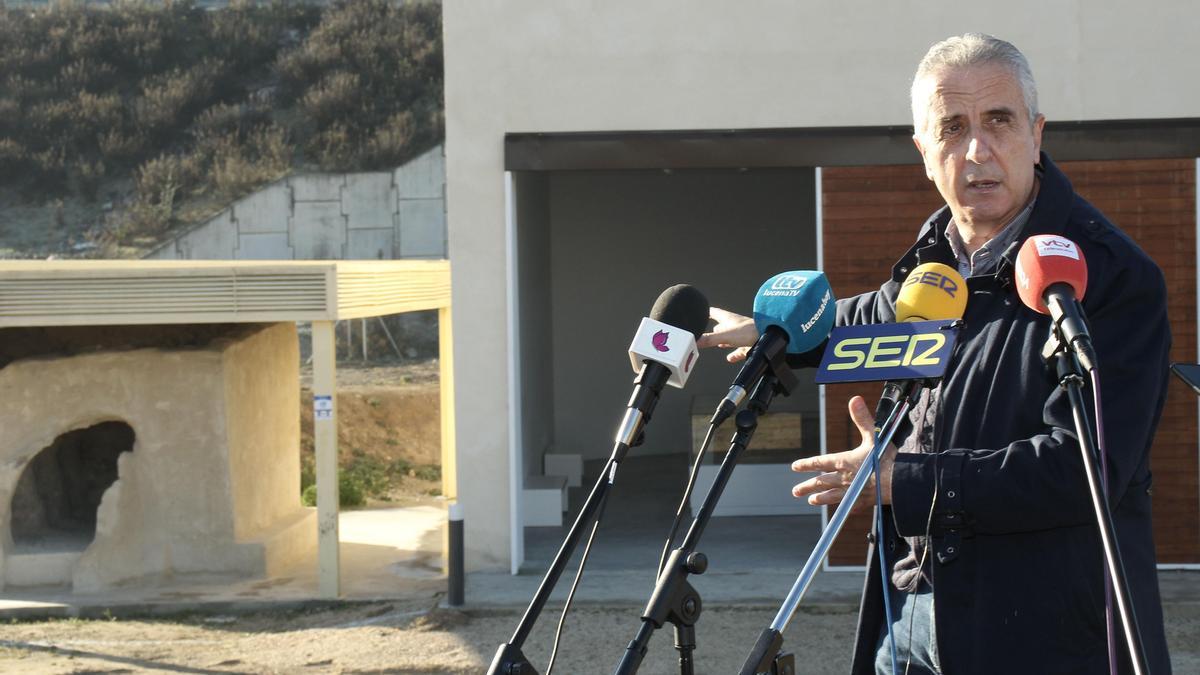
(1031, 113), (1046, 160)
(912, 134), (934, 181)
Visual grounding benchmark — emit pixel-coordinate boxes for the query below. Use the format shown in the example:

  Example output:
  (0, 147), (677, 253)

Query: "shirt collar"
(944, 188), (1037, 278)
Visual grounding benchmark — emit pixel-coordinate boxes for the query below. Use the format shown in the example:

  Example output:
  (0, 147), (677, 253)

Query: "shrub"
(1, 0), (443, 246)
(340, 472), (366, 508)
(300, 472), (366, 508)
(343, 456), (391, 498)
(209, 124), (291, 200)
(278, 0), (443, 172)
(413, 465), (441, 482)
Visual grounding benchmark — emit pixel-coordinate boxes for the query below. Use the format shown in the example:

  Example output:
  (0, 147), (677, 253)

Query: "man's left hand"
(792, 395), (896, 508)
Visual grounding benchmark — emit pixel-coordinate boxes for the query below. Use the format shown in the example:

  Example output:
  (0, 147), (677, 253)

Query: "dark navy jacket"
(841, 154), (1171, 674)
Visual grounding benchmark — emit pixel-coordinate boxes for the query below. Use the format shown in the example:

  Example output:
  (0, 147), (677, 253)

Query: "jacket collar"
(890, 152), (1074, 283)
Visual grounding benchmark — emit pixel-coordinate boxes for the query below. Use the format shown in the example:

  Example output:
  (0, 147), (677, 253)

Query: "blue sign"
(815, 320), (958, 384)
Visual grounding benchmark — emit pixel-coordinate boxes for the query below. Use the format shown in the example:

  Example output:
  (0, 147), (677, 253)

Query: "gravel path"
(2, 600), (1198, 674)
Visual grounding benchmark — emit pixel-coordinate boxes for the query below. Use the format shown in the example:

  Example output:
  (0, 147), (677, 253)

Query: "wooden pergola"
(0, 259), (454, 598)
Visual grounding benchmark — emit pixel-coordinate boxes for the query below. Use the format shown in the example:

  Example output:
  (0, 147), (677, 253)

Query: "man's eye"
(940, 123), (962, 137)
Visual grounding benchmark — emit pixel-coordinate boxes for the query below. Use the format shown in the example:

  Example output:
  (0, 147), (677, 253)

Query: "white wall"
(443, 0), (1200, 569)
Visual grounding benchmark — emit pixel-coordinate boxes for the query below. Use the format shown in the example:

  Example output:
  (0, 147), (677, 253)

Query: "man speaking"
(702, 34), (1172, 673)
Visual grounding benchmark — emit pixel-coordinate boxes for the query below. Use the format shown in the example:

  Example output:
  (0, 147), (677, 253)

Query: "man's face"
(912, 63), (1045, 236)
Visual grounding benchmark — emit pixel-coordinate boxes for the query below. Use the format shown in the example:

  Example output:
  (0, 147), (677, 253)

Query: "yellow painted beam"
(439, 306), (457, 501)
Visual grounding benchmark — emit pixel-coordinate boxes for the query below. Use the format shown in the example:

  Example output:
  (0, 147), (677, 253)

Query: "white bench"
(543, 453), (583, 487)
(522, 474), (569, 527)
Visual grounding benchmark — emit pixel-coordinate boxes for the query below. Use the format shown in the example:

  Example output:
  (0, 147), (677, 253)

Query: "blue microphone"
(710, 271), (835, 427)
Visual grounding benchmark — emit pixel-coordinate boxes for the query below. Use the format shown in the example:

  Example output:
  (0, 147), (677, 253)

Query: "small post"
(447, 501), (465, 606)
(312, 320), (340, 598)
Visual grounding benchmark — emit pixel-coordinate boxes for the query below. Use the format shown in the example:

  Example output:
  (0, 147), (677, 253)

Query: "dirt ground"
(299, 360), (443, 504)
(1, 600), (1198, 674)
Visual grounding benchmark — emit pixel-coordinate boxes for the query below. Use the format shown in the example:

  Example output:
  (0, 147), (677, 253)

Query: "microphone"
(874, 262), (968, 429)
(710, 271), (835, 428)
(1014, 235), (1096, 372)
(896, 262), (968, 322)
(616, 284), (710, 447)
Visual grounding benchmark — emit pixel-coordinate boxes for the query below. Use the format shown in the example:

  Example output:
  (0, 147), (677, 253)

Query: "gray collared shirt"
(944, 198), (1035, 279)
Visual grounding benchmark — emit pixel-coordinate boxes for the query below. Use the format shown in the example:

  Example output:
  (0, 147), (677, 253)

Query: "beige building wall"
(444, 0), (1200, 569)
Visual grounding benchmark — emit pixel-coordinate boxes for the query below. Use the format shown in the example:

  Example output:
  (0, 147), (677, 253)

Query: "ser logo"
(903, 270), (959, 299)
(815, 320), (958, 384)
(825, 333), (947, 370)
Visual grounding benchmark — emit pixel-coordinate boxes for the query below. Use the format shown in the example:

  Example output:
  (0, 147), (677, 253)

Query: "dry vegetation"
(0, 0), (443, 256)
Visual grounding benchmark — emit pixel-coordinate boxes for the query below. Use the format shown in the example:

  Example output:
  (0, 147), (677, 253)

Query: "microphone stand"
(488, 366), (667, 675)
(613, 352), (798, 675)
(1046, 334), (1149, 675)
(738, 379), (920, 675)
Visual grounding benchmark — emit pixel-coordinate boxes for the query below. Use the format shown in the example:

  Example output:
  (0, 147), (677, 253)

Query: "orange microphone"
(1015, 234), (1096, 371)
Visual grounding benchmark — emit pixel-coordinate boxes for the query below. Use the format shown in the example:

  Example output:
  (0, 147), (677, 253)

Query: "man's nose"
(965, 134), (992, 164)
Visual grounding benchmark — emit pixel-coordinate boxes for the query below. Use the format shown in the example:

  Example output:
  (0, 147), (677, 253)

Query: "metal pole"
(768, 395), (912, 633)
(377, 316), (404, 359)
(447, 502), (465, 606)
(1057, 354), (1148, 675)
(739, 396), (912, 675)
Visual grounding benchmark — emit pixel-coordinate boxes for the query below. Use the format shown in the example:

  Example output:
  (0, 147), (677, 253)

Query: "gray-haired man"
(704, 33), (1172, 674)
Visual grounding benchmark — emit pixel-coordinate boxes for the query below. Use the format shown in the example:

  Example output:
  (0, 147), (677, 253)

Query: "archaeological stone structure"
(0, 322), (315, 591)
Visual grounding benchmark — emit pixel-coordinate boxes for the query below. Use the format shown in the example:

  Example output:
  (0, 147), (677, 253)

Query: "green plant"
(300, 456), (316, 492)
(339, 472), (365, 507)
(300, 472), (366, 509)
(412, 464), (441, 482)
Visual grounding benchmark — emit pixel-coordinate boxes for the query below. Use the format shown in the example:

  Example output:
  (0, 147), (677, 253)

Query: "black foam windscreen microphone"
(618, 284), (710, 447)
(651, 284), (710, 339)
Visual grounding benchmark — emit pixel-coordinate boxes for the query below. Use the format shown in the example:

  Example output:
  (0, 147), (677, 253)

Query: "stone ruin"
(0, 322), (315, 591)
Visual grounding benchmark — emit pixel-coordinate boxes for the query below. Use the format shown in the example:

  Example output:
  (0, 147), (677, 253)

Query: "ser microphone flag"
(867, 262), (969, 425)
(816, 263), (966, 386)
(710, 270), (835, 427)
(1015, 234), (1096, 372)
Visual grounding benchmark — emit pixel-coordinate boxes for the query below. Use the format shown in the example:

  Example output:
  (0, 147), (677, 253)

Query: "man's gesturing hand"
(792, 395), (896, 508)
(697, 306), (758, 363)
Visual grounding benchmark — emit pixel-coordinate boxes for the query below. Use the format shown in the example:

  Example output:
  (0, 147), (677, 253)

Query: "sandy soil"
(298, 360), (443, 504)
(2, 600), (1198, 674)
(0, 601), (857, 674)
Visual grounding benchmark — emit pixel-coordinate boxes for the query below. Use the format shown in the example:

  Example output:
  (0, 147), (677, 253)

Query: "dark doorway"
(10, 421), (135, 552)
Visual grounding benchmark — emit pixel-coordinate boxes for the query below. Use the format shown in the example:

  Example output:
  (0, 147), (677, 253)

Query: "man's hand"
(792, 396), (896, 508)
(697, 306), (758, 363)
